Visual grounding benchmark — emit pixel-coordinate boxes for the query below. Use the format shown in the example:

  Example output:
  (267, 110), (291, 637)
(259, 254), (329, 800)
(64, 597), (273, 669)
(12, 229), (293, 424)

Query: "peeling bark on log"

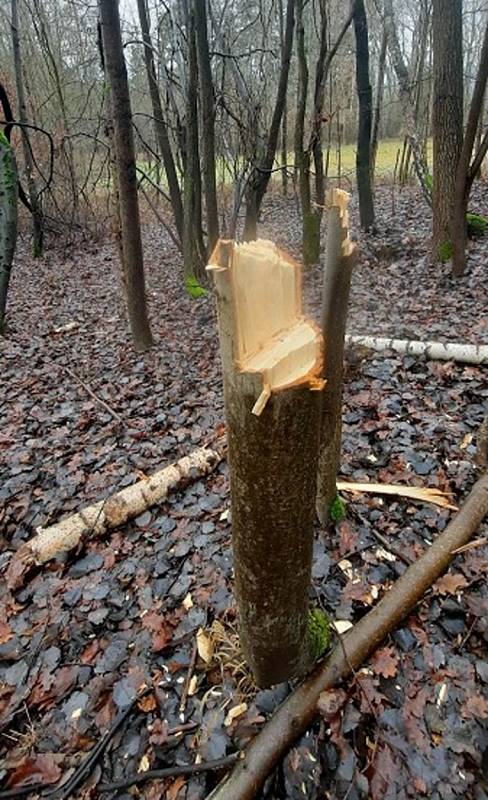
(208, 239), (324, 687)
(207, 473), (488, 800)
(346, 335), (488, 365)
(24, 446), (222, 564)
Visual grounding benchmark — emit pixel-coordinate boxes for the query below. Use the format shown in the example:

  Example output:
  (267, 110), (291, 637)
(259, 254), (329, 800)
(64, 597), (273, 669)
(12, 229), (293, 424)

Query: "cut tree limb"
(207, 239), (324, 687)
(346, 335), (488, 365)
(23, 446), (223, 565)
(206, 472), (488, 800)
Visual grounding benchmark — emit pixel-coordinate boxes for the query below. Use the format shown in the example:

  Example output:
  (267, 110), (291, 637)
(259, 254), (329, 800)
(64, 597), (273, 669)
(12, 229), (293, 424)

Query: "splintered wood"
(207, 239), (324, 415)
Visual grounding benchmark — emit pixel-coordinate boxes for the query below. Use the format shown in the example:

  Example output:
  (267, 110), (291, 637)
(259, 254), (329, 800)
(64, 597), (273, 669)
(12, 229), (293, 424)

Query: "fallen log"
(346, 335), (488, 365)
(206, 472), (488, 800)
(24, 445), (223, 564)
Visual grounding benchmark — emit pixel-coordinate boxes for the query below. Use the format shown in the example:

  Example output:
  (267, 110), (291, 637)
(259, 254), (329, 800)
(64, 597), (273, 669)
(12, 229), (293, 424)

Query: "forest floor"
(1, 184), (488, 800)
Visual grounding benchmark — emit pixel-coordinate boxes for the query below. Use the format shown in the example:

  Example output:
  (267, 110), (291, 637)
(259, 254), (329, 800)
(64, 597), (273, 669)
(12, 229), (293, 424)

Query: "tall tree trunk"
(10, 0), (43, 256)
(0, 132), (18, 333)
(278, 0), (288, 197)
(432, 0), (463, 261)
(182, 0), (206, 280)
(99, 0), (153, 352)
(243, 0), (295, 241)
(194, 0), (219, 251)
(353, 0), (375, 229)
(294, 0), (319, 265)
(371, 26), (387, 177)
(452, 20), (488, 276)
(136, 0), (183, 243)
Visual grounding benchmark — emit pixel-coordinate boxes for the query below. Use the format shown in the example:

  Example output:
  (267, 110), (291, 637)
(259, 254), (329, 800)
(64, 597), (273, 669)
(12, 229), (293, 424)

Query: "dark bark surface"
(432, 0), (463, 260)
(353, 0), (375, 229)
(194, 0), (219, 251)
(10, 0), (43, 256)
(99, 0), (153, 351)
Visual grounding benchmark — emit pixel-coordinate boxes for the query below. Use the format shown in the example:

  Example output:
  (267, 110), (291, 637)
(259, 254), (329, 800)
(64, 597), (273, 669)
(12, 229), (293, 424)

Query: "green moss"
(424, 173), (433, 191)
(307, 608), (331, 661)
(438, 240), (453, 263)
(185, 275), (208, 299)
(466, 212), (488, 238)
(330, 494), (346, 523)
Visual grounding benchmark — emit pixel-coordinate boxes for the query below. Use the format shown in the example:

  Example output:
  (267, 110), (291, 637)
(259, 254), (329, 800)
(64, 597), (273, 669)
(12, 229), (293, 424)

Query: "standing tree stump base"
(208, 240), (325, 686)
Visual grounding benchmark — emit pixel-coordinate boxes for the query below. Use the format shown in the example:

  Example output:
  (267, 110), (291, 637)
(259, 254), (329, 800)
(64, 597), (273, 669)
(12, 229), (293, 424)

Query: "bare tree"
(243, 0), (295, 241)
(353, 0), (374, 229)
(10, 0), (43, 256)
(194, 0), (219, 250)
(136, 0), (184, 243)
(452, 19), (488, 276)
(432, 0), (463, 261)
(99, 0), (153, 351)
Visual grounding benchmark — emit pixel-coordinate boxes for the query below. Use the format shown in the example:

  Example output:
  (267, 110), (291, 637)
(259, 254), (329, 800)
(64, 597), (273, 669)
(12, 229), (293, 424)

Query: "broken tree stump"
(207, 239), (325, 687)
(316, 188), (356, 523)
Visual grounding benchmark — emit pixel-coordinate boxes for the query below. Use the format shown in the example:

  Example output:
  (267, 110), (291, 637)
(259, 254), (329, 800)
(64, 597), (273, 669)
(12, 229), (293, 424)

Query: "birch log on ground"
(316, 188), (356, 523)
(207, 472), (488, 800)
(345, 335), (488, 365)
(23, 446), (222, 564)
(207, 239), (325, 687)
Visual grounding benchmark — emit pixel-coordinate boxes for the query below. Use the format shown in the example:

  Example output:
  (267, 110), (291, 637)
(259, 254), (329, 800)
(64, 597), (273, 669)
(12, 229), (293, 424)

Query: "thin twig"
(54, 362), (123, 424)
(179, 638), (199, 714)
(43, 688), (152, 799)
(98, 753), (241, 793)
(355, 511), (413, 566)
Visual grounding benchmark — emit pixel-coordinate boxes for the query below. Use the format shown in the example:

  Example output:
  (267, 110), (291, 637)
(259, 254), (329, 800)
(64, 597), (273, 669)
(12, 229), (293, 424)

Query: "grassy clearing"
(135, 138), (434, 193)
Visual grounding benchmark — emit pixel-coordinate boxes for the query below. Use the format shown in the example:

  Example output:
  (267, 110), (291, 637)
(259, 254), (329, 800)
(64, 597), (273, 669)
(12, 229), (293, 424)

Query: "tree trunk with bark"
(182, 1), (206, 280)
(99, 0), (153, 351)
(432, 0), (463, 261)
(194, 0), (219, 251)
(371, 26), (387, 177)
(208, 239), (325, 686)
(10, 0), (43, 256)
(136, 0), (183, 243)
(0, 132), (18, 334)
(294, 0), (319, 266)
(452, 20), (488, 276)
(316, 189), (356, 523)
(243, 0), (295, 241)
(353, 0), (375, 229)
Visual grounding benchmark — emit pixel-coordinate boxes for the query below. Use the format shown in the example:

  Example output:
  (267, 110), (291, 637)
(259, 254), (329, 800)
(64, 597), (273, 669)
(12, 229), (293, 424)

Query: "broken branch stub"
(317, 188), (356, 523)
(207, 239), (324, 687)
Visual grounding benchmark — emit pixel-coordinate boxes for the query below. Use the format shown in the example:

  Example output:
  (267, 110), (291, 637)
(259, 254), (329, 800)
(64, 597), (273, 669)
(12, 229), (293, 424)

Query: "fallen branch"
(337, 480), (457, 510)
(206, 473), (488, 800)
(23, 445), (223, 564)
(56, 362), (124, 424)
(98, 753), (241, 793)
(346, 335), (488, 365)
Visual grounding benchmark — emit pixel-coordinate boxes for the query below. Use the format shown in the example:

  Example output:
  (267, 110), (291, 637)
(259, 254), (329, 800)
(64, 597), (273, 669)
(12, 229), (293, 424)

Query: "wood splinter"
(207, 239), (325, 686)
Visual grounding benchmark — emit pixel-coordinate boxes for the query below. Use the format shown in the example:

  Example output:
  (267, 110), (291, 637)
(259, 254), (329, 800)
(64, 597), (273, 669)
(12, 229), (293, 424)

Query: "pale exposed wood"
(337, 481), (457, 510)
(346, 335), (488, 365)
(208, 239), (323, 416)
(25, 446), (223, 564)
